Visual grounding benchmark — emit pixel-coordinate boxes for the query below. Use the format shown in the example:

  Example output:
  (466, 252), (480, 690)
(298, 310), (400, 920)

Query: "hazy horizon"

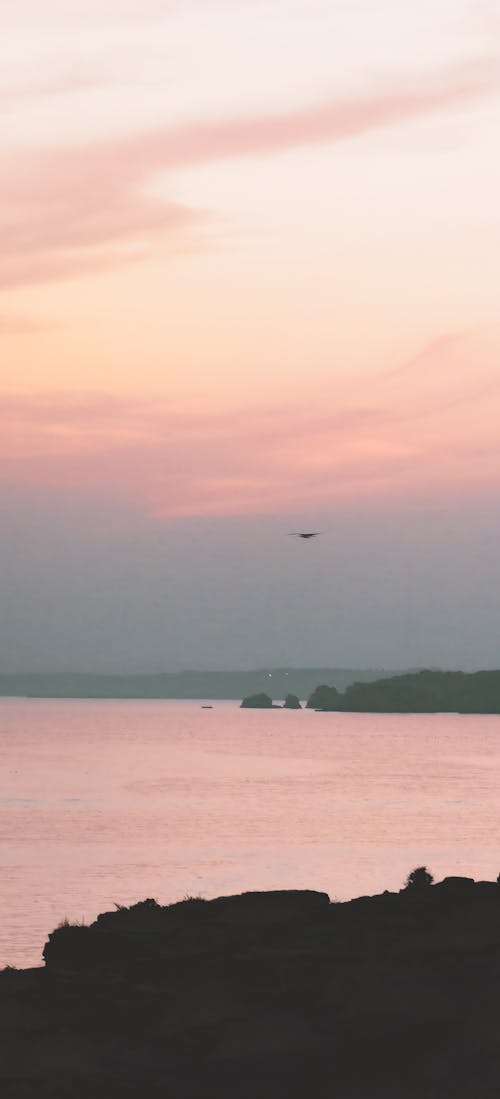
(0, 662), (495, 677)
(3, 496), (500, 672)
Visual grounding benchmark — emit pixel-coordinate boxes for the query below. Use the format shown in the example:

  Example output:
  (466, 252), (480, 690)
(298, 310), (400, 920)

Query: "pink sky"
(2, 0), (500, 518)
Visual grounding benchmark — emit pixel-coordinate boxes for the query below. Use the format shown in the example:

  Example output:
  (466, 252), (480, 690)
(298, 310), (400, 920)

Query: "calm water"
(2, 698), (500, 968)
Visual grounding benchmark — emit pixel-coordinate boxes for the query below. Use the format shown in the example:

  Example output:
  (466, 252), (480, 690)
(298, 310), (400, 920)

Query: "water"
(2, 698), (500, 968)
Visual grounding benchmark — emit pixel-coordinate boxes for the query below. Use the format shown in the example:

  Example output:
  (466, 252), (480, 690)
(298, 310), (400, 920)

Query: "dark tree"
(283, 693), (301, 709)
(306, 684), (341, 710)
(404, 866), (434, 890)
(240, 692), (274, 709)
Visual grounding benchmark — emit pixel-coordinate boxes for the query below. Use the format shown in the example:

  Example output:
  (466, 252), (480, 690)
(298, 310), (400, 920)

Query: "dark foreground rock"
(3, 880), (500, 1097)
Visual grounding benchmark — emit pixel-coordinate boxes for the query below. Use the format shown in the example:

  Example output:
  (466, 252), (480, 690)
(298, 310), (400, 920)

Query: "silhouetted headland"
(4, 872), (500, 1096)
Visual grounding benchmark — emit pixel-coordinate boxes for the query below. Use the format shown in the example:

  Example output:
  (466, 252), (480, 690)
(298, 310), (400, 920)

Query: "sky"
(1, 0), (500, 672)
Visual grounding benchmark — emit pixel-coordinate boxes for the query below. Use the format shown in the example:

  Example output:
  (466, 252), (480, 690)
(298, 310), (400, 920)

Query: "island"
(283, 693), (301, 709)
(3, 872), (500, 1096)
(306, 668), (500, 712)
(240, 692), (302, 709)
(240, 691), (275, 708)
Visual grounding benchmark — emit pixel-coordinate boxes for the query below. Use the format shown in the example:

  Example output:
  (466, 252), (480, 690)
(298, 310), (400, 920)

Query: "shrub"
(404, 866), (434, 890)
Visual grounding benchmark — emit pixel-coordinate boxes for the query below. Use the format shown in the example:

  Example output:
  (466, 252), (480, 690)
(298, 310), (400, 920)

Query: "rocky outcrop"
(42, 890), (330, 976)
(4, 880), (500, 1097)
(283, 694), (301, 709)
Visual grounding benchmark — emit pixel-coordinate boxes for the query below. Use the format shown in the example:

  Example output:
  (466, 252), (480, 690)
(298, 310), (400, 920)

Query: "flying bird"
(289, 532), (321, 539)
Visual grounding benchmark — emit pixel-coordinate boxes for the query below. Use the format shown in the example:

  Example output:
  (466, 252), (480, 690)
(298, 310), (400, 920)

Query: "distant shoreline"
(3, 667), (500, 712)
(0, 666), (409, 701)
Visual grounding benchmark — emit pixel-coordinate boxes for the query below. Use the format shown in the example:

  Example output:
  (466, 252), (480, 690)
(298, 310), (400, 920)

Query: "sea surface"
(2, 698), (500, 968)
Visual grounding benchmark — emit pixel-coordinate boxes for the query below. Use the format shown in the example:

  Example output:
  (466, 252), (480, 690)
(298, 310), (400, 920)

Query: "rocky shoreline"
(2, 876), (500, 1096)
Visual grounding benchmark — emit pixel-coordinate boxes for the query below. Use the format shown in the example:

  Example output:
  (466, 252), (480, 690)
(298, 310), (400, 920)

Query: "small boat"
(201, 705), (213, 709)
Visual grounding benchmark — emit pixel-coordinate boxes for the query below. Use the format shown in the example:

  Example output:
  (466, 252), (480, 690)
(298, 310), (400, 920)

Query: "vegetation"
(56, 914), (87, 931)
(404, 866), (434, 890)
(306, 684), (341, 709)
(240, 692), (274, 708)
(307, 669), (500, 712)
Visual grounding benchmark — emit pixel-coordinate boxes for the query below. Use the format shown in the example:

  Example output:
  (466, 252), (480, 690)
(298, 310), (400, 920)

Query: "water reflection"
(1, 699), (500, 967)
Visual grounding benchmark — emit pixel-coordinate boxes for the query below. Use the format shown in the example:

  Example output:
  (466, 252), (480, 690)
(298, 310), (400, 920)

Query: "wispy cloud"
(1, 59), (498, 289)
(0, 73), (107, 105)
(2, 332), (499, 514)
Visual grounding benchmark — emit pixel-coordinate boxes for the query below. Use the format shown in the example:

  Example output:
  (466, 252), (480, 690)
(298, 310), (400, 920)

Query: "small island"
(240, 691), (275, 708)
(240, 692), (302, 709)
(283, 693), (301, 709)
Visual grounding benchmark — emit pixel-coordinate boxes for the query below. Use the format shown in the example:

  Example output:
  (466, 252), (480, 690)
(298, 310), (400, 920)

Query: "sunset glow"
(2, 0), (499, 519)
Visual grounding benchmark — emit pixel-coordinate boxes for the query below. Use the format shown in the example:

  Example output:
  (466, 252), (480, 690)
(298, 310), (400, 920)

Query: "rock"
(435, 876), (476, 892)
(283, 694), (301, 709)
(208, 890), (329, 924)
(240, 692), (274, 708)
(11, 879), (500, 1097)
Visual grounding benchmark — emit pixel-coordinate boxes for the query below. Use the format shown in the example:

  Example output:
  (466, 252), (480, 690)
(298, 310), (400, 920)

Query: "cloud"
(0, 59), (498, 289)
(0, 73), (108, 105)
(2, 331), (499, 515)
(379, 331), (500, 412)
(0, 0), (184, 26)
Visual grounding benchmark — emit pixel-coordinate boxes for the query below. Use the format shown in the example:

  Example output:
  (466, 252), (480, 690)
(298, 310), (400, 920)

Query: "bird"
(288, 532), (321, 539)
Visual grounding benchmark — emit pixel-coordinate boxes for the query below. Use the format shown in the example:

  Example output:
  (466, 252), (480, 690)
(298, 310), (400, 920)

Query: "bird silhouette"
(289, 532), (321, 539)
